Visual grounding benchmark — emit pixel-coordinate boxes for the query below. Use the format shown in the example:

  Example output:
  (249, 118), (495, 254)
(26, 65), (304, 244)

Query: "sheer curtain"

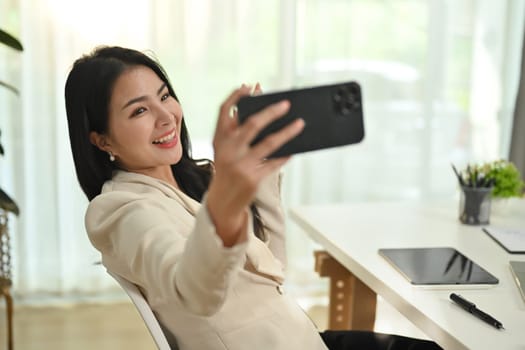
(510, 22), (525, 176)
(0, 0), (523, 301)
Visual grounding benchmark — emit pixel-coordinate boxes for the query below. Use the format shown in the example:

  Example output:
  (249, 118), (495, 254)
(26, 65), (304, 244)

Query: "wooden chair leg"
(315, 250), (376, 331)
(2, 286), (14, 350)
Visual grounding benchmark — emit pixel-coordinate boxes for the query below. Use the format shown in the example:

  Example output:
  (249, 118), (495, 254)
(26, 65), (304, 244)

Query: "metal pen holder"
(459, 186), (493, 225)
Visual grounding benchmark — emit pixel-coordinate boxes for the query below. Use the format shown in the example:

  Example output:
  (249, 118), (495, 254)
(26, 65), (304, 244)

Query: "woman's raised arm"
(206, 85), (304, 247)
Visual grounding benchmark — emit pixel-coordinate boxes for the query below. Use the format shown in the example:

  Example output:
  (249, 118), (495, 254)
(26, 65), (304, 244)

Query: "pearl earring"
(108, 152), (115, 162)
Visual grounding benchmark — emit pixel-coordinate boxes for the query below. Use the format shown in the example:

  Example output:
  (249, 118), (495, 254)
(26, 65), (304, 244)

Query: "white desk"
(289, 201), (525, 350)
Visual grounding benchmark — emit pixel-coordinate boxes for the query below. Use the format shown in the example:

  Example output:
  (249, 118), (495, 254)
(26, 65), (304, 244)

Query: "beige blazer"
(85, 170), (327, 350)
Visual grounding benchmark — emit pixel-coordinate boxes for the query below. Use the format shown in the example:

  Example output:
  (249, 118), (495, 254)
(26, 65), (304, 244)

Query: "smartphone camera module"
(333, 85), (361, 116)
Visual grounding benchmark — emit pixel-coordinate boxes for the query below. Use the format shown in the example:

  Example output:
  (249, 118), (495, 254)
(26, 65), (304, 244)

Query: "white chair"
(108, 271), (178, 350)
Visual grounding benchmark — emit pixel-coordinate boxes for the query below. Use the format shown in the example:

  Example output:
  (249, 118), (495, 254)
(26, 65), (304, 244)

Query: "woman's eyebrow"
(121, 83), (168, 110)
(157, 82), (167, 95)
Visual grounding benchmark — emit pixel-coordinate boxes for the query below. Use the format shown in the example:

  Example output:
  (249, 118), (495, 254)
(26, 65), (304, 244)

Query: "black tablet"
(378, 247), (499, 286)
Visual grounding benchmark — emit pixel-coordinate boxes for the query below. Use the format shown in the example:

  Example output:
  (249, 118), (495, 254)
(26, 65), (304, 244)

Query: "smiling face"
(90, 65), (183, 183)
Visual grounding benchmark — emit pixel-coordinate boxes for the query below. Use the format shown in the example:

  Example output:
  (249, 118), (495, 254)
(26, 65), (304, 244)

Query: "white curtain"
(0, 0), (523, 301)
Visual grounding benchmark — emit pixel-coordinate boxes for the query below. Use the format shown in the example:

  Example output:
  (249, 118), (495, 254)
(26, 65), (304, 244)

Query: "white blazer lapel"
(246, 236), (285, 283)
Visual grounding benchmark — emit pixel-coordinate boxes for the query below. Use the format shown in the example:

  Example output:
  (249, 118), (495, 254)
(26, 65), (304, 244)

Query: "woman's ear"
(89, 131), (111, 152)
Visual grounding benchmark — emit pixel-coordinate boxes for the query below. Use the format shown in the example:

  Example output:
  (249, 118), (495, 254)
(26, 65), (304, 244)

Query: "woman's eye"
(161, 93), (170, 101)
(132, 107), (146, 116)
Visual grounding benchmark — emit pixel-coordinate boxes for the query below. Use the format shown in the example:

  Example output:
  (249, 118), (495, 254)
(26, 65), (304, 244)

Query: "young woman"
(64, 46), (441, 350)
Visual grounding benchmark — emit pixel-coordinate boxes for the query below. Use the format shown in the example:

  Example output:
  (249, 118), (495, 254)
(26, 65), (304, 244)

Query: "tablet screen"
(379, 247), (499, 285)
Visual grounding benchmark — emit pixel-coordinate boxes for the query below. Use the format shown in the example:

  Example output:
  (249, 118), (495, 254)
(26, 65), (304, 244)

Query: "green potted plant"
(0, 28), (23, 216)
(482, 159), (524, 198)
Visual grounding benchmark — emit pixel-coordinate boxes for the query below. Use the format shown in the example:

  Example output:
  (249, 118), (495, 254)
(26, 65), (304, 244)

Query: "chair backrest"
(108, 271), (178, 350)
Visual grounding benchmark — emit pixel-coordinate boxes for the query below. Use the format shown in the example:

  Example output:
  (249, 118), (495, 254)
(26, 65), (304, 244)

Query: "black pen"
(451, 164), (466, 186)
(449, 293), (504, 330)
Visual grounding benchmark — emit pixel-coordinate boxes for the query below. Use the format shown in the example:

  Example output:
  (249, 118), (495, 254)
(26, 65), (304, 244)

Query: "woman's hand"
(206, 84), (304, 247)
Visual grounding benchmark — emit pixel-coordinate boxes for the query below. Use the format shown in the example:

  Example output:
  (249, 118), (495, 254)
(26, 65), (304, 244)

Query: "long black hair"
(64, 46), (265, 240)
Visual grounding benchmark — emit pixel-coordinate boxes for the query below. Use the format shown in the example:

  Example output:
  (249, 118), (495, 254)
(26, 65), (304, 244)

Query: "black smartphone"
(237, 81), (365, 158)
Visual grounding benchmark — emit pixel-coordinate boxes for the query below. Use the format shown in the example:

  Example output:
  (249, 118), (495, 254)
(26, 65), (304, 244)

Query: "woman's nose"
(156, 104), (174, 126)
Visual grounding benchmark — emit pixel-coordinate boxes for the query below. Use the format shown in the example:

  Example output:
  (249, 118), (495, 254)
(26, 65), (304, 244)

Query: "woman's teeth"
(152, 131), (175, 144)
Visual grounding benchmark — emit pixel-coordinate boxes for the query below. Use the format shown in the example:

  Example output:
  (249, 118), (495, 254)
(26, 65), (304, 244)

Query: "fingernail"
(278, 100), (290, 111)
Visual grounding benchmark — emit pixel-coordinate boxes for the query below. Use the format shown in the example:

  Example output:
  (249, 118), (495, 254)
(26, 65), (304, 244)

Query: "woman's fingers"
(213, 86), (252, 150)
(214, 84), (303, 166)
(236, 100), (290, 146)
(216, 86), (251, 132)
(249, 118), (305, 160)
(253, 82), (262, 96)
